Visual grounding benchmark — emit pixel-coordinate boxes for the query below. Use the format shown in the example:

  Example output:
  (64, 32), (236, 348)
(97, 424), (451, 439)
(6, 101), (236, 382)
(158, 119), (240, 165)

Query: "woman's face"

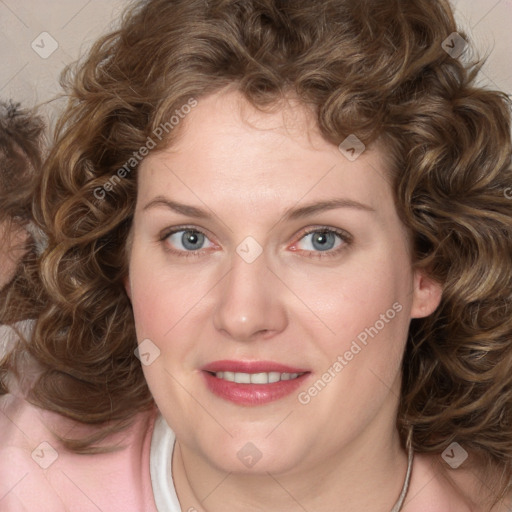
(126, 89), (441, 475)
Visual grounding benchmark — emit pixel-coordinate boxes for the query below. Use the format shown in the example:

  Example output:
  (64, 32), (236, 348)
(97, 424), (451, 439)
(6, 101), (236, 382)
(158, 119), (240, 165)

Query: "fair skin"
(125, 88), (498, 511)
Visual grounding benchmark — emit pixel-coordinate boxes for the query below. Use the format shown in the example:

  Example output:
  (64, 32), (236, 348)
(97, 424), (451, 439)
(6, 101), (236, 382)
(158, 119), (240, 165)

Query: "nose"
(212, 248), (288, 342)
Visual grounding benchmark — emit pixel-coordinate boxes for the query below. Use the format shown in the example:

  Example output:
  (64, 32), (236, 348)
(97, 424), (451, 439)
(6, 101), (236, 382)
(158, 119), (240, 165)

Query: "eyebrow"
(143, 196), (375, 220)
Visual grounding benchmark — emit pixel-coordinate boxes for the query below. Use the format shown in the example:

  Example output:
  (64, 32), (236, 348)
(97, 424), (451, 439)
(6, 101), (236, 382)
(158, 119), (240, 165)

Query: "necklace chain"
(390, 426), (414, 512)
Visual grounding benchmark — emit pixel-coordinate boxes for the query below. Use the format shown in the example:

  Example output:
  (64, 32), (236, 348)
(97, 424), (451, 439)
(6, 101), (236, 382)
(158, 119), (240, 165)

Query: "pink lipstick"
(201, 360), (310, 406)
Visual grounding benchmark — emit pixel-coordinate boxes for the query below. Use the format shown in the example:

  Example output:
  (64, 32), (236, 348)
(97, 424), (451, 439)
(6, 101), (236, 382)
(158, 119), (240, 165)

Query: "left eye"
(165, 229), (214, 251)
(296, 229), (344, 252)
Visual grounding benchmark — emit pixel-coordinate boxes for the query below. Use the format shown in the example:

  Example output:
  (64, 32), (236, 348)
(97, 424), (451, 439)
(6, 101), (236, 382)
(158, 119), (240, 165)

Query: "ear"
(410, 269), (442, 319)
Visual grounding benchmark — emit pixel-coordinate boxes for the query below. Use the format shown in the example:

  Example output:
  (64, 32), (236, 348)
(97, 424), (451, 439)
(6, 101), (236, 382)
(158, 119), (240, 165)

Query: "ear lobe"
(410, 269), (442, 319)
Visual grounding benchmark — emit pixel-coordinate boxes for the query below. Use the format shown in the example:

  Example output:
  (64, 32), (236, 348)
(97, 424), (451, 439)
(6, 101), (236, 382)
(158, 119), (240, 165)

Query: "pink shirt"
(0, 355), (159, 511)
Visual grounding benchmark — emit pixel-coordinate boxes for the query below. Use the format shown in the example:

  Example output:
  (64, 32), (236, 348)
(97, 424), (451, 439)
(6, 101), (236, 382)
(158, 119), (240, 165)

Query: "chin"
(195, 433), (304, 475)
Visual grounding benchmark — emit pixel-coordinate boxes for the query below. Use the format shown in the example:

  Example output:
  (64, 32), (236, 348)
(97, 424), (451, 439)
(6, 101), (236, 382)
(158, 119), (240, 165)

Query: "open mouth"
(202, 368), (311, 405)
(207, 371), (307, 384)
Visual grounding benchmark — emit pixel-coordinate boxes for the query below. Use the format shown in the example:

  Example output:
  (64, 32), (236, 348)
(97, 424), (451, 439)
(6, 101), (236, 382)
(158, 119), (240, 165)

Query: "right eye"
(161, 227), (216, 257)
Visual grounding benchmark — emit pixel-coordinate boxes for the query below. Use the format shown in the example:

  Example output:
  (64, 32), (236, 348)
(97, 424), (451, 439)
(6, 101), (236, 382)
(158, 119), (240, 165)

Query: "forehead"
(137, 89), (393, 212)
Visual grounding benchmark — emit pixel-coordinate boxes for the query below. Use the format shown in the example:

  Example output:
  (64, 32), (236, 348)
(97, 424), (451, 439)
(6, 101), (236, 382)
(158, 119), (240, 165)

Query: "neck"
(172, 398), (409, 511)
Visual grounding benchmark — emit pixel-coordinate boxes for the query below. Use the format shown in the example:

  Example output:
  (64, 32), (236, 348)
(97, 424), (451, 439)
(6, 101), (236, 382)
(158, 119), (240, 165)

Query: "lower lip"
(202, 371), (310, 406)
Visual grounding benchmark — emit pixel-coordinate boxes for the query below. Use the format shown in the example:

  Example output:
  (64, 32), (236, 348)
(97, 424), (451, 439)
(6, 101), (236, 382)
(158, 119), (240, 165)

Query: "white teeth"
(250, 372), (269, 384)
(235, 372), (251, 384)
(268, 371), (281, 383)
(213, 371), (302, 384)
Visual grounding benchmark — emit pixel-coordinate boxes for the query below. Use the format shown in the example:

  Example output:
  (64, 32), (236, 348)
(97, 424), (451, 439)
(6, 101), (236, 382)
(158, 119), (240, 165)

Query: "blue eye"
(299, 230), (340, 251)
(293, 228), (350, 258)
(164, 229), (214, 252)
(160, 226), (351, 260)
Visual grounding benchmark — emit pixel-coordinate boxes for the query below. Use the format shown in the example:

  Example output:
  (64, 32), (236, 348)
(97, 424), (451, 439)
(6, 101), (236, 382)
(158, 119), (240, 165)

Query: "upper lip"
(201, 360), (310, 374)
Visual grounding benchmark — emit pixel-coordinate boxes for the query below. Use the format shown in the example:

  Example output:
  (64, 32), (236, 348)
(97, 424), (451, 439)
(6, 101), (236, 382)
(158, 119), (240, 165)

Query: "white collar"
(150, 414), (182, 512)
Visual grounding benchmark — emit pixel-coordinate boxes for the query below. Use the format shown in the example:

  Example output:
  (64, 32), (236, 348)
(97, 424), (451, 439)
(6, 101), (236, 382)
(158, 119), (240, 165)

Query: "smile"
(202, 367), (310, 405)
(211, 371), (306, 384)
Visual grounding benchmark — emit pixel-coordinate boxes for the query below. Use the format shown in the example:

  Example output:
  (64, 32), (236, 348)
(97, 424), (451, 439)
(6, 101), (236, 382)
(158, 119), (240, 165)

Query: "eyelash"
(159, 225), (352, 260)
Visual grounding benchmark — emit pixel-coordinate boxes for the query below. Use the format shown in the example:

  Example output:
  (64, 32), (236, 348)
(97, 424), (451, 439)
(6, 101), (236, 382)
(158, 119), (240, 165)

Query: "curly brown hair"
(2, 0), (512, 504)
(0, 100), (44, 230)
(0, 100), (44, 302)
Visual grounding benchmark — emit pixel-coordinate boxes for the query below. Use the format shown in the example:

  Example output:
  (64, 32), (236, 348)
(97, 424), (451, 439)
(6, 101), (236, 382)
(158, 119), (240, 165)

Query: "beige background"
(0, 0), (511, 126)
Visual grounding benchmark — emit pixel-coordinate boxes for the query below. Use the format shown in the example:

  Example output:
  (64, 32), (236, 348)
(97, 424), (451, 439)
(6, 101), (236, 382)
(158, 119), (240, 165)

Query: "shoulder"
(0, 391), (159, 512)
(403, 452), (512, 512)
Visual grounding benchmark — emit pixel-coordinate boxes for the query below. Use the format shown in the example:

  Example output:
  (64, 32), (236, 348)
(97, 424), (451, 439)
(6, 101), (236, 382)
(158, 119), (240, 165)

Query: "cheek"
(290, 254), (412, 338)
(130, 274), (184, 341)
(337, 267), (412, 387)
(293, 252), (414, 398)
(300, 263), (411, 416)
(128, 250), (212, 344)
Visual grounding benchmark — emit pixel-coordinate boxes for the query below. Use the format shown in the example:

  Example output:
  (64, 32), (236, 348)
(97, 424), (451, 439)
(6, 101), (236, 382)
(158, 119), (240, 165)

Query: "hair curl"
(0, 101), (44, 225)
(0, 100), (45, 391)
(0, 100), (45, 312)
(2, 0), (512, 504)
